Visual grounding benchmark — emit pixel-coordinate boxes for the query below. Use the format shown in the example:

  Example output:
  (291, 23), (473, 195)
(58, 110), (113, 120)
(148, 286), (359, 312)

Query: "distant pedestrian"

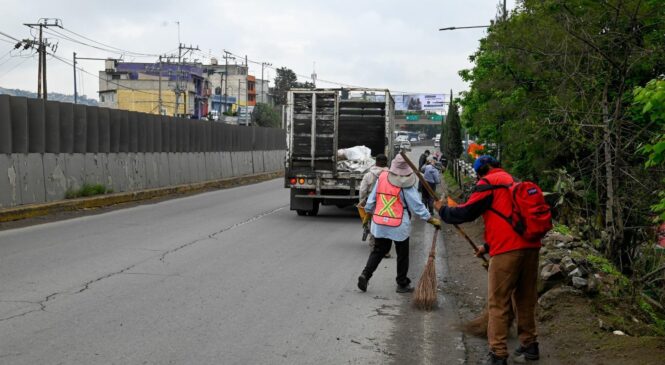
(418, 149), (431, 171)
(421, 157), (441, 213)
(358, 154), (389, 256)
(357, 154), (441, 293)
(434, 155), (542, 365)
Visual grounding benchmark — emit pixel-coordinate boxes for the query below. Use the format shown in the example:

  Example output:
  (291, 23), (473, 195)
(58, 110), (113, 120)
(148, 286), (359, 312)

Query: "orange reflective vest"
(372, 172), (404, 227)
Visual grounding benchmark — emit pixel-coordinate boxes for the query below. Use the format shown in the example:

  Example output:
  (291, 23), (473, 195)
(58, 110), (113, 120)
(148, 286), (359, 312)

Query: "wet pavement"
(0, 147), (484, 364)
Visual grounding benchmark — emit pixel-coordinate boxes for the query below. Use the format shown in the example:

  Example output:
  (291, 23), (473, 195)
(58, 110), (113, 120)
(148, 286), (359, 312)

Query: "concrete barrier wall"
(0, 150), (285, 208)
(0, 95), (286, 209)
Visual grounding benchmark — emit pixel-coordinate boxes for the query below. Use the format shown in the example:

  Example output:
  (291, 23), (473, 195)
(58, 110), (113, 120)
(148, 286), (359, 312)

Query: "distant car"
(395, 135), (408, 142)
(399, 140), (411, 151)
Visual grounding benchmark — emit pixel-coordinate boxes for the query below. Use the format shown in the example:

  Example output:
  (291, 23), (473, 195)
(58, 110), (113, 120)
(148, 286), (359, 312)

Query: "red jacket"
(439, 168), (541, 256)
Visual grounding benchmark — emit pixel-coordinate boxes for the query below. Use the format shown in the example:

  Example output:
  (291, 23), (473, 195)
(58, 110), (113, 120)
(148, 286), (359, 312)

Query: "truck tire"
(296, 210), (307, 216)
(308, 202), (320, 216)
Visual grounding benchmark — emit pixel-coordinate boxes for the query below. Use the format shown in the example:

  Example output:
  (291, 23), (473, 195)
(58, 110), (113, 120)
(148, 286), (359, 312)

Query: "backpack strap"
(474, 177), (514, 224)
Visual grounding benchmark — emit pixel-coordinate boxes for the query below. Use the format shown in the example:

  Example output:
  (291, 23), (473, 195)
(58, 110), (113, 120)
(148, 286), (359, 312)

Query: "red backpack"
(478, 179), (553, 242)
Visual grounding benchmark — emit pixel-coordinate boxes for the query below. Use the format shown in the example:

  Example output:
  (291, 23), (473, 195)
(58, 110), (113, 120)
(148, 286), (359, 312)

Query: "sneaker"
(486, 352), (508, 365)
(357, 275), (368, 292)
(514, 342), (539, 360)
(395, 285), (414, 293)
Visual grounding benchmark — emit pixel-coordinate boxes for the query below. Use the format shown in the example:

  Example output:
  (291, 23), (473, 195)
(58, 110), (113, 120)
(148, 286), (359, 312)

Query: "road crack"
(158, 205), (285, 263)
(0, 205), (285, 324)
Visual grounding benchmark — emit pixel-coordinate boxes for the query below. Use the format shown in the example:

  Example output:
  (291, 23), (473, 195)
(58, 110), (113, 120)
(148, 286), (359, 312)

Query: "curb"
(0, 170), (284, 223)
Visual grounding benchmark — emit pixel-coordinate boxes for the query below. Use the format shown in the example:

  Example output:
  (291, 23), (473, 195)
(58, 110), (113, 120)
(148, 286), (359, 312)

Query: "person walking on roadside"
(358, 154), (390, 257)
(357, 154), (441, 293)
(434, 155), (542, 365)
(421, 156), (441, 214)
(418, 149), (431, 170)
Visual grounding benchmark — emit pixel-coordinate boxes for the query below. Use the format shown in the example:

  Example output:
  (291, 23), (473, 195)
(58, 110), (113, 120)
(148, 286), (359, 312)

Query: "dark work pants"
(362, 237), (411, 287)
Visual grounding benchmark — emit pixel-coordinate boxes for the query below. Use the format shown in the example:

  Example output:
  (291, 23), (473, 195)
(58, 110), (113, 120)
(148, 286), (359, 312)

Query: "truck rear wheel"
(296, 210), (307, 216)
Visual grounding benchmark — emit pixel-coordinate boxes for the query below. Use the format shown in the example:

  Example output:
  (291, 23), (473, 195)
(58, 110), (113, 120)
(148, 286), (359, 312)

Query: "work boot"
(395, 285), (414, 293)
(357, 275), (368, 292)
(485, 352), (507, 365)
(514, 341), (539, 361)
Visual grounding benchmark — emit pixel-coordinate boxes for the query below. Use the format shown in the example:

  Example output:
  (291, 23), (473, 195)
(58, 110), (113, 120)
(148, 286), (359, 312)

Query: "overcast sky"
(0, 0), (515, 100)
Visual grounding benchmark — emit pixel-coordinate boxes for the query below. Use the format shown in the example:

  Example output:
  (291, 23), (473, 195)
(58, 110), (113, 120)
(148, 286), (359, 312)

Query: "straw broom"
(413, 228), (440, 310)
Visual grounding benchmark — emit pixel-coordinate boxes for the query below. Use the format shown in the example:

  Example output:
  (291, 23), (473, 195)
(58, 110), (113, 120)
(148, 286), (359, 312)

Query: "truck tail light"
(298, 178), (306, 185)
(289, 178), (297, 185)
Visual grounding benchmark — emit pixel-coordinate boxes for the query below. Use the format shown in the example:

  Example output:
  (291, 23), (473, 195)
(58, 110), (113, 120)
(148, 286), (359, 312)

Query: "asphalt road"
(0, 147), (476, 364)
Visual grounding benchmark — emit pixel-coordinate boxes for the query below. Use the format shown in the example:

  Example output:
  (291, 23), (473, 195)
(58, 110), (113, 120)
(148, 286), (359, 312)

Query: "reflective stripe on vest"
(372, 172), (404, 227)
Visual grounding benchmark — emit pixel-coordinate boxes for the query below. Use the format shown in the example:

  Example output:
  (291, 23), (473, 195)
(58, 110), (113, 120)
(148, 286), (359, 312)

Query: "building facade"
(98, 59), (210, 118)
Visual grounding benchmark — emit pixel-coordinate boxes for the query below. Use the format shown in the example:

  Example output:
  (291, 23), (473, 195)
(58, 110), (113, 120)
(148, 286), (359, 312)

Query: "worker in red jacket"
(434, 156), (541, 365)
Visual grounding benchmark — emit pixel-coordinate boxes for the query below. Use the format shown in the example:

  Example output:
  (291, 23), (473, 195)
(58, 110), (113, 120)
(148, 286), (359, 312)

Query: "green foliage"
(251, 103), (281, 128)
(458, 0), (665, 265)
(442, 101), (463, 160)
(273, 67), (314, 106)
(633, 78), (665, 221)
(553, 224), (572, 236)
(273, 67), (298, 106)
(65, 184), (110, 199)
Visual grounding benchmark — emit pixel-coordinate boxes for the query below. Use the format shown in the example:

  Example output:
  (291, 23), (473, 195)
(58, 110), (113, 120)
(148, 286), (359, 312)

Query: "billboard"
(395, 94), (446, 111)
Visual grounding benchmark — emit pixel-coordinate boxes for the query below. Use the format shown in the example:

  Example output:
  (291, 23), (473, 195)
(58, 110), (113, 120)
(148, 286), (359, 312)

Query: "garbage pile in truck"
(336, 146), (375, 173)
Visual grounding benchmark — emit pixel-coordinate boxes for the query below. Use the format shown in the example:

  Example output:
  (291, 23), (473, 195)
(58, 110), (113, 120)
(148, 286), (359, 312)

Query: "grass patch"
(65, 183), (112, 199)
(553, 223), (572, 235)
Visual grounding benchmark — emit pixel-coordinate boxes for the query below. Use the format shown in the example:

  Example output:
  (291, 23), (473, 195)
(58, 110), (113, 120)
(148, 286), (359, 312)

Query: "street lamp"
(439, 25), (489, 31)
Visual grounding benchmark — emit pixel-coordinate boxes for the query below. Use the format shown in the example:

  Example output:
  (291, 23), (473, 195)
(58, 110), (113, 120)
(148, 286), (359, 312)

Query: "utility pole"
(24, 18), (62, 100)
(175, 43), (200, 117)
(158, 55), (163, 115)
(261, 61), (272, 104)
(238, 79), (241, 125)
(73, 52), (77, 104)
(223, 50), (234, 113)
(245, 55), (249, 126)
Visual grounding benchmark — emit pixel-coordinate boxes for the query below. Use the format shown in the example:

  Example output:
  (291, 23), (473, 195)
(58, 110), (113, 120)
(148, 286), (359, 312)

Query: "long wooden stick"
(400, 151), (489, 265)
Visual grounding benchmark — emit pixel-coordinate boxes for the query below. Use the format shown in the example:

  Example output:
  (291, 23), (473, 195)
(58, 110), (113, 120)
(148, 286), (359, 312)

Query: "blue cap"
(473, 155), (498, 173)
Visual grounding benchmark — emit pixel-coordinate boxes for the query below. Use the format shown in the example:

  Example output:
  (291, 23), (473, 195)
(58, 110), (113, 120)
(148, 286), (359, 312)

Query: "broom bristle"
(412, 256), (437, 310)
(458, 309), (489, 338)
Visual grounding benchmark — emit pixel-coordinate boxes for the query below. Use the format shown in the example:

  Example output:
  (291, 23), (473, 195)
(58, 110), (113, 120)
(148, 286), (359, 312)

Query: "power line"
(59, 26), (161, 57)
(0, 30), (20, 42)
(0, 53), (36, 79)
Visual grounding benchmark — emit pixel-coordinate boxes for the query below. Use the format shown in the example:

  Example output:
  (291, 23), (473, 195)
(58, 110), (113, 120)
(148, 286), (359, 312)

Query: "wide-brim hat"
(389, 154), (413, 176)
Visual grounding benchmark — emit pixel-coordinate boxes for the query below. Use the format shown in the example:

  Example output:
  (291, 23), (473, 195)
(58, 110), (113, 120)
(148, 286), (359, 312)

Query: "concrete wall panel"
(252, 150), (265, 174)
(86, 106), (99, 153)
(44, 101), (60, 153)
(0, 154), (21, 207)
(27, 98), (46, 153)
(10, 97), (28, 153)
(73, 104), (87, 153)
(220, 152), (233, 178)
(144, 153), (158, 189)
(106, 153), (129, 193)
(205, 152), (221, 180)
(167, 153), (182, 186)
(156, 153), (170, 187)
(119, 110), (130, 153)
(0, 95), (11, 154)
(43, 153), (68, 202)
(154, 115), (163, 152)
(109, 109), (121, 153)
(64, 153), (86, 192)
(146, 115), (154, 152)
(98, 108), (111, 153)
(83, 153), (106, 186)
(128, 153), (146, 191)
(128, 112), (139, 152)
(16, 154), (46, 205)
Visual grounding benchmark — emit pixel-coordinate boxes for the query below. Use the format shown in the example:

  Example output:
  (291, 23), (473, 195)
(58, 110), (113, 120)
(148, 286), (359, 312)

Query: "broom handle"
(400, 151), (489, 265)
(429, 228), (439, 257)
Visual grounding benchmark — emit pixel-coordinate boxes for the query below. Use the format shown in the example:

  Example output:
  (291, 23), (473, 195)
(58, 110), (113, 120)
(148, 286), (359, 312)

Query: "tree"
(273, 67), (315, 106)
(458, 0), (665, 264)
(443, 101), (463, 160)
(273, 67), (298, 106)
(251, 102), (281, 128)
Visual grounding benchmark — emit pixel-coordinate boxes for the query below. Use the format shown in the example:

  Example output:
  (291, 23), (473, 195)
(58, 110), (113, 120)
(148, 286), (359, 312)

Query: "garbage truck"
(284, 88), (396, 216)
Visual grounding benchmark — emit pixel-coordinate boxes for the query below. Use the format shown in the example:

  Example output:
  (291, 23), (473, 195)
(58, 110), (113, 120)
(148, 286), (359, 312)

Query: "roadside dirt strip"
(0, 171), (283, 223)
